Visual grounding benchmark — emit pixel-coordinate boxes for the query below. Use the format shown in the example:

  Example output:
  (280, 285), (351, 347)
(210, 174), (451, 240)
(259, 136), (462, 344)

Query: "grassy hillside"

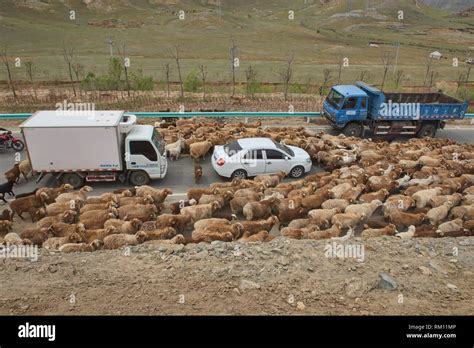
(0, 0), (473, 89)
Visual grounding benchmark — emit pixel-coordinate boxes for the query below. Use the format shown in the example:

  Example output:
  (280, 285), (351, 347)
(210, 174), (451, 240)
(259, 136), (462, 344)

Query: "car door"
(263, 149), (289, 174)
(127, 140), (161, 176)
(241, 149), (266, 176)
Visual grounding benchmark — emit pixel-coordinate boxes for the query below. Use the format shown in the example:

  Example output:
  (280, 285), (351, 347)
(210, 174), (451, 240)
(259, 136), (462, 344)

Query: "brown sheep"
(142, 214), (192, 234)
(55, 186), (93, 204)
(198, 192), (232, 207)
(20, 228), (52, 246)
(412, 187), (443, 209)
(83, 226), (118, 243)
(117, 204), (158, 222)
(169, 199), (197, 214)
(180, 202), (221, 223)
(4, 163), (20, 183)
(85, 194), (119, 205)
(242, 197), (279, 220)
(103, 231), (147, 249)
(190, 141), (212, 161)
(117, 195), (154, 206)
(3, 232), (32, 245)
(144, 227), (177, 241)
(426, 202), (453, 225)
(436, 219), (465, 235)
(359, 189), (390, 203)
(42, 232), (83, 250)
(239, 230), (269, 242)
(48, 222), (86, 238)
(254, 171), (287, 188)
(135, 186), (172, 203)
(46, 199), (82, 216)
(361, 224), (397, 238)
(18, 159), (31, 181)
(239, 216), (279, 235)
(389, 211), (426, 228)
(307, 208), (341, 229)
(1, 208), (13, 222)
(80, 209), (117, 229)
(331, 213), (364, 229)
(194, 163), (203, 184)
(194, 218), (231, 230)
(80, 201), (117, 214)
(145, 234), (185, 245)
(191, 229), (233, 243)
(429, 193), (462, 208)
(59, 240), (104, 253)
(229, 192), (264, 214)
(303, 224), (341, 240)
(278, 207), (307, 226)
(187, 187), (217, 201)
(320, 199), (350, 211)
(9, 192), (49, 221)
(36, 210), (77, 229)
(0, 220), (13, 234)
(301, 190), (330, 210)
(103, 218), (142, 234)
(383, 195), (415, 216)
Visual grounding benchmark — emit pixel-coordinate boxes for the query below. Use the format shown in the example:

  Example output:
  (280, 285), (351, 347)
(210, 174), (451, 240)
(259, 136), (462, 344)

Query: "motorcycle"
(0, 128), (25, 152)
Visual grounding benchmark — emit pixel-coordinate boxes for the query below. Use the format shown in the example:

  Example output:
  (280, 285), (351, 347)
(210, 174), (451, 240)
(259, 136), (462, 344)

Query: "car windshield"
(327, 89), (344, 109)
(152, 129), (165, 156)
(273, 141), (294, 157)
(223, 141), (242, 157)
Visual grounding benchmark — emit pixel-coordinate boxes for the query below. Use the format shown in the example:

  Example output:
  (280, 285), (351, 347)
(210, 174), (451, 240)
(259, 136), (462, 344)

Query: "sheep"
(276, 196), (303, 214)
(113, 188), (136, 196)
(3, 232), (31, 246)
(20, 228), (52, 246)
(340, 184), (366, 203)
(46, 199), (82, 216)
(1, 208), (13, 222)
(36, 210), (77, 229)
(450, 205), (474, 220)
(395, 225), (416, 239)
(55, 186), (93, 204)
(145, 234), (185, 245)
(331, 213), (364, 229)
(345, 200), (382, 220)
(85, 194), (119, 205)
(280, 226), (306, 239)
(301, 190), (330, 210)
(412, 187), (443, 208)
(9, 192), (49, 221)
(135, 186), (172, 203)
(463, 220), (474, 232)
(103, 218), (142, 234)
(195, 223), (243, 240)
(389, 211), (426, 228)
(321, 199), (350, 211)
(359, 189), (389, 203)
(288, 218), (315, 230)
(165, 137), (185, 160)
(80, 201), (117, 214)
(190, 141), (212, 161)
(198, 192), (232, 207)
(429, 193), (462, 208)
(462, 194), (474, 206)
(142, 214), (192, 233)
(117, 204), (158, 222)
(436, 219), (465, 235)
(329, 182), (353, 199)
(0, 180), (15, 203)
(144, 227), (177, 241)
(238, 216), (279, 235)
(18, 159), (31, 181)
(59, 240), (104, 253)
(194, 163), (203, 184)
(307, 208), (341, 229)
(48, 222), (86, 238)
(361, 224), (397, 238)
(242, 197), (279, 220)
(117, 195), (154, 206)
(169, 199), (197, 214)
(194, 218), (231, 230)
(187, 187), (217, 201)
(180, 202), (221, 223)
(42, 232), (83, 250)
(83, 227), (118, 243)
(80, 209), (117, 229)
(254, 171), (287, 188)
(426, 202), (453, 225)
(367, 175), (396, 192)
(0, 220), (13, 234)
(278, 207), (308, 226)
(233, 188), (262, 197)
(382, 195), (415, 216)
(191, 230), (233, 243)
(303, 225), (341, 240)
(103, 231), (148, 249)
(4, 163), (20, 183)
(239, 230), (269, 242)
(229, 192), (264, 215)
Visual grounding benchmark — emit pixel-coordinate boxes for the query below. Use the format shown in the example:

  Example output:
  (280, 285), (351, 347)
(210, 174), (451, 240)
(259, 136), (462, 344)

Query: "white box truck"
(20, 110), (167, 187)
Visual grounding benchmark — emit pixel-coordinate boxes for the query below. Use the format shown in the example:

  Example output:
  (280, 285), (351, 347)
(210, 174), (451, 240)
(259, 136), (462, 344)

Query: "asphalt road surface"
(1, 127), (473, 199)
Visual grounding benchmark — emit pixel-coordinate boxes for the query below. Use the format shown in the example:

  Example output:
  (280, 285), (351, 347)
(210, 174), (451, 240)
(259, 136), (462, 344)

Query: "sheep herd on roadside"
(0, 117), (473, 253)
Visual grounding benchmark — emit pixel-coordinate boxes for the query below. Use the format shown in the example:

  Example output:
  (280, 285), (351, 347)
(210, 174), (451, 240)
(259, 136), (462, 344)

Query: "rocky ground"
(0, 236), (472, 315)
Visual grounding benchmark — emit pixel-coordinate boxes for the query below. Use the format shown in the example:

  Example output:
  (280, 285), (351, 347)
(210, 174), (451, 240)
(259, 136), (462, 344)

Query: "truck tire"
(417, 124), (437, 138)
(129, 170), (150, 186)
(61, 173), (84, 189)
(342, 123), (363, 138)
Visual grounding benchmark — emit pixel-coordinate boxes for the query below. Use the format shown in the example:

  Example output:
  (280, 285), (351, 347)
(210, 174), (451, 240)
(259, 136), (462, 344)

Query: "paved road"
(1, 127), (473, 198)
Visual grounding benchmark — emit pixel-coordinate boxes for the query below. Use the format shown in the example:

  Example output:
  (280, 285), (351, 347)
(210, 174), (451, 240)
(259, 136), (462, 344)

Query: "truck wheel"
(61, 173), (84, 189)
(343, 123), (363, 138)
(417, 124), (437, 138)
(129, 171), (150, 186)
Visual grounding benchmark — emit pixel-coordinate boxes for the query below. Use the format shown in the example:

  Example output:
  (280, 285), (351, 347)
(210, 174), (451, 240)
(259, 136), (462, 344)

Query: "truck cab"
(323, 85), (369, 136)
(125, 125), (167, 185)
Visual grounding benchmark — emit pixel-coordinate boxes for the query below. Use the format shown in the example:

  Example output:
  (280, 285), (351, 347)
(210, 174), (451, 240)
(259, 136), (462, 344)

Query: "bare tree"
(429, 70), (438, 88)
(394, 69), (405, 89)
(423, 55), (434, 86)
(163, 62), (171, 97)
(456, 73), (465, 96)
(116, 43), (131, 97)
(229, 38), (238, 96)
(245, 65), (257, 98)
(320, 68), (332, 96)
(72, 63), (84, 96)
(465, 63), (472, 83)
(24, 61), (37, 99)
(336, 54), (344, 84)
(279, 53), (294, 101)
(380, 51), (393, 90)
(199, 64), (208, 100)
(171, 45), (184, 98)
(1, 46), (17, 99)
(62, 41), (77, 97)
(359, 70), (368, 82)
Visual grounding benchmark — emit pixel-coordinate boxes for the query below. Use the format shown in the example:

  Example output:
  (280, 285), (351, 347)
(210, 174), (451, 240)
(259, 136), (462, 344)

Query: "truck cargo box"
(20, 110), (127, 173)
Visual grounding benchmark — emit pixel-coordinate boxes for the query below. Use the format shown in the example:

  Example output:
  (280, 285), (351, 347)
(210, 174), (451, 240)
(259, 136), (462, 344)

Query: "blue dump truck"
(322, 81), (468, 138)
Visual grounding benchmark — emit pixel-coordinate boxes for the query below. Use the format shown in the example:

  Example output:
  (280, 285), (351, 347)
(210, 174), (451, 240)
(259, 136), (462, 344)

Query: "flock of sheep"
(0, 117), (473, 253)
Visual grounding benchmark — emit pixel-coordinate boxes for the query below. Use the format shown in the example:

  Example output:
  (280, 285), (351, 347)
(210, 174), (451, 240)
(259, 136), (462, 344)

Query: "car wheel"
(231, 169), (247, 180)
(289, 166), (305, 178)
(61, 173), (84, 189)
(129, 170), (150, 186)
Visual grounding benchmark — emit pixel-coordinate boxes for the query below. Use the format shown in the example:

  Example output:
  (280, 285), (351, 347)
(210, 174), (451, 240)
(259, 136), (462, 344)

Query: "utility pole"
(216, 0), (222, 19)
(393, 42), (400, 73)
(107, 37), (114, 59)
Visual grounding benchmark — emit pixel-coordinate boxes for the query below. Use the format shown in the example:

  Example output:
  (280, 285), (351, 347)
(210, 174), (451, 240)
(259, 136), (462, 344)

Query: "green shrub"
(183, 70), (200, 92)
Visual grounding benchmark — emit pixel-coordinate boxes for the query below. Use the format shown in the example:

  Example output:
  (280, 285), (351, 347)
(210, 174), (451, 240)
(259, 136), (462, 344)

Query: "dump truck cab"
(323, 85), (369, 130)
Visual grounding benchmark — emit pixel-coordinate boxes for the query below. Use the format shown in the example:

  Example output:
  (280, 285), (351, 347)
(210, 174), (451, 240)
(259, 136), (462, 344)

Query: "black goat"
(0, 181), (15, 203)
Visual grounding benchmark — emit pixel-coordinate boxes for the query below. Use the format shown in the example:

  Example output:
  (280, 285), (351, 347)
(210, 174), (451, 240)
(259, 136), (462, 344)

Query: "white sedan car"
(211, 137), (312, 179)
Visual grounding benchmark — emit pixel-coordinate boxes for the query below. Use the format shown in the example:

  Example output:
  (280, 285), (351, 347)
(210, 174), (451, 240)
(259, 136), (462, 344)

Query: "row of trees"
(1, 40), (472, 101)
